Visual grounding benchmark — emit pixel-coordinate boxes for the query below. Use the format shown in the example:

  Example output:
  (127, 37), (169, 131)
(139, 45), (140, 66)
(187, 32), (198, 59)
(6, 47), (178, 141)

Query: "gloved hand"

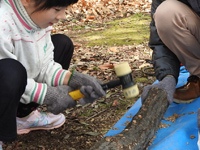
(68, 71), (106, 99)
(141, 76), (176, 104)
(79, 85), (101, 105)
(43, 85), (77, 114)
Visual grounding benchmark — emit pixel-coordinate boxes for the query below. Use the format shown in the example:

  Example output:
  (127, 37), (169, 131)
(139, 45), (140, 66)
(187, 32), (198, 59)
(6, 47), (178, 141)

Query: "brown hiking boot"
(173, 75), (200, 103)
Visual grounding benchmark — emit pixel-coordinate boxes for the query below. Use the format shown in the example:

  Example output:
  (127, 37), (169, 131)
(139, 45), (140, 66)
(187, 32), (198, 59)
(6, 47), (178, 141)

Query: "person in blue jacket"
(141, 0), (200, 149)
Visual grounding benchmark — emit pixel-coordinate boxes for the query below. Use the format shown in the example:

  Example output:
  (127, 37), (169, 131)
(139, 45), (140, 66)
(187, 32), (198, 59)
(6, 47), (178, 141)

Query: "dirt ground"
(3, 0), (155, 149)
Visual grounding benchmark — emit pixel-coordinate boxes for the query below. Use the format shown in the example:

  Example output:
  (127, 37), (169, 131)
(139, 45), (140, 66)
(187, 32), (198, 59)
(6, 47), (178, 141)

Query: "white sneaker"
(17, 110), (65, 134)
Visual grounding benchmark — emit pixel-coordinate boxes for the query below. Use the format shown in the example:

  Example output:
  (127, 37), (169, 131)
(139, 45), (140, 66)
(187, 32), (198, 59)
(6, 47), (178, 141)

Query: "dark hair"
(34, 0), (78, 11)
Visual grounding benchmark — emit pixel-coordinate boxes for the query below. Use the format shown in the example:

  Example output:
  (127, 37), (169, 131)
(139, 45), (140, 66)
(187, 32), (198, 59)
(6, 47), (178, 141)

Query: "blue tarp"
(104, 67), (199, 150)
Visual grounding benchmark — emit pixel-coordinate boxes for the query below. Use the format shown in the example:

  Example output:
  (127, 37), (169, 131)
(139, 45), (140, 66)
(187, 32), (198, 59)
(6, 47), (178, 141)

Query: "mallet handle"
(69, 80), (121, 100)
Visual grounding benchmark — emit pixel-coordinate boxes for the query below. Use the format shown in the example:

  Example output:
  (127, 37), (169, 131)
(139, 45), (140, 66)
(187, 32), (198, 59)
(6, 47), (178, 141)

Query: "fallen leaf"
(86, 16), (96, 20)
(139, 63), (151, 69)
(85, 132), (100, 136)
(107, 47), (118, 52)
(99, 64), (114, 70)
(112, 100), (119, 106)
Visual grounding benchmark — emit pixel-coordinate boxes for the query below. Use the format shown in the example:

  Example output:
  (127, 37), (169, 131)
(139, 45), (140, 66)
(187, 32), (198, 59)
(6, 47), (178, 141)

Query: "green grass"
(77, 13), (151, 46)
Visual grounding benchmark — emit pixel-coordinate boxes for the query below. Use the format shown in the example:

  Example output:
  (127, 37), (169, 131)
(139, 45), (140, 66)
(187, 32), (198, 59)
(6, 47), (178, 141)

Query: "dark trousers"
(0, 34), (74, 142)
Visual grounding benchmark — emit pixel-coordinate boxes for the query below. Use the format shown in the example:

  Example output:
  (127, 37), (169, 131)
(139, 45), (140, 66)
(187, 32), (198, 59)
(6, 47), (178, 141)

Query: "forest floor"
(3, 0), (155, 149)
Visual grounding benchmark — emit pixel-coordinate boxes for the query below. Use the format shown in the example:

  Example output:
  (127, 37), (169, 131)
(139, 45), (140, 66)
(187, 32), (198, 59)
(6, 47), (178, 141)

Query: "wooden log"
(90, 87), (169, 150)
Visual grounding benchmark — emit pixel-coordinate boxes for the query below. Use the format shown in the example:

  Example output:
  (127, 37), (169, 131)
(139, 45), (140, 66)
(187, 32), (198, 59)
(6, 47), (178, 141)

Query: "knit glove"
(43, 85), (77, 114)
(68, 71), (106, 98)
(79, 86), (100, 105)
(141, 76), (176, 104)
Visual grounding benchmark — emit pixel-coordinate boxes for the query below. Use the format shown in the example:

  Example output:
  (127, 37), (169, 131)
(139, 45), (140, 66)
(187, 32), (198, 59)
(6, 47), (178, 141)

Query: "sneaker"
(17, 110), (65, 134)
(173, 75), (200, 103)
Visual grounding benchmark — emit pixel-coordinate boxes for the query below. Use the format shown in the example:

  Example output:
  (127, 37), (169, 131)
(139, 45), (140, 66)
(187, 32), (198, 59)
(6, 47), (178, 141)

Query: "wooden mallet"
(69, 62), (139, 100)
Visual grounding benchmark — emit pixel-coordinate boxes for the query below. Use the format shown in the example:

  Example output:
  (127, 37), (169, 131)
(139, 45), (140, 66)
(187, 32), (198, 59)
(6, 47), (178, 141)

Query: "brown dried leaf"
(99, 64), (114, 70)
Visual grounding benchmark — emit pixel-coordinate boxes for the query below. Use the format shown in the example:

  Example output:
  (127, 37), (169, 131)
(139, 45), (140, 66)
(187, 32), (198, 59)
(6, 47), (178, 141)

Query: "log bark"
(90, 87), (169, 150)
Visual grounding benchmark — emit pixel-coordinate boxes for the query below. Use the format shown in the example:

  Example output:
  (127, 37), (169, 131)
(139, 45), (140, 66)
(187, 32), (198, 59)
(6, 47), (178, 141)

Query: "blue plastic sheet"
(105, 67), (199, 150)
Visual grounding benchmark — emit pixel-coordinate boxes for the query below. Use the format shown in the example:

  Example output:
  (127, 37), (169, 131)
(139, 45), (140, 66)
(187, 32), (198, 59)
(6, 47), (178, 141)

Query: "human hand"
(43, 85), (77, 114)
(141, 76), (176, 104)
(78, 85), (104, 105)
(68, 71), (106, 98)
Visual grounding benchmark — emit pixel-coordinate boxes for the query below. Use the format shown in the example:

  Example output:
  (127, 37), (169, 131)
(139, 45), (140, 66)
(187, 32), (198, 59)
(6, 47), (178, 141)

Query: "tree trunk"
(90, 87), (169, 150)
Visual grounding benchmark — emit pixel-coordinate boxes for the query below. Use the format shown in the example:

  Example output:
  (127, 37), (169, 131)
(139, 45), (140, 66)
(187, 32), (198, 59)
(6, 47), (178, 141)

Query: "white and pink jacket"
(0, 0), (69, 104)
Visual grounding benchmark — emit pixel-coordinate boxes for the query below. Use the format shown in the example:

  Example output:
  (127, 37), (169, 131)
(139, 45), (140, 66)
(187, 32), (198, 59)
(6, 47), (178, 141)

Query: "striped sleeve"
(51, 68), (68, 86)
(21, 79), (47, 105)
(30, 83), (47, 104)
